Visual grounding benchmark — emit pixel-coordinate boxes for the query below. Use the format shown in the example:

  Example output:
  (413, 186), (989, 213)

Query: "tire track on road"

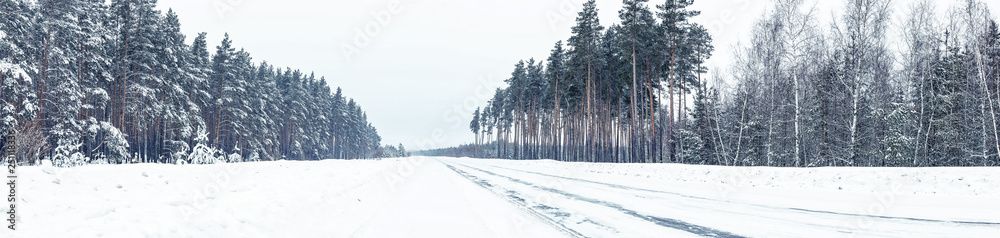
(448, 161), (745, 238)
(440, 161), (586, 238)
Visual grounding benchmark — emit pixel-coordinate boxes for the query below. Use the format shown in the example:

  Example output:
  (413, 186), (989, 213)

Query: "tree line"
(457, 0), (711, 164)
(723, 0), (1000, 167)
(456, 0), (1000, 167)
(0, 0), (398, 166)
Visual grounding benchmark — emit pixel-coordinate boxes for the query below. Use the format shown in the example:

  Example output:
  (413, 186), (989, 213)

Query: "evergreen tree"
(36, 0), (87, 166)
(210, 34), (235, 151)
(545, 41), (567, 161)
(923, 45), (969, 165)
(0, 0), (39, 160)
(332, 87), (347, 158)
(470, 107), (480, 155)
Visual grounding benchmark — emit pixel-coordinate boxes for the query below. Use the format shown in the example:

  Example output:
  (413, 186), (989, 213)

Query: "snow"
(476, 158), (1000, 197)
(3, 157), (998, 237)
(1, 158), (568, 238)
(442, 158), (1000, 237)
(0, 61), (31, 83)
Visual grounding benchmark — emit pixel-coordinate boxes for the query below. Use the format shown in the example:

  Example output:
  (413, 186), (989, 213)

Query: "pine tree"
(210, 34), (235, 151)
(656, 0), (698, 162)
(470, 107), (481, 157)
(567, 0), (604, 162)
(36, 0), (88, 166)
(545, 41), (567, 161)
(186, 31), (214, 162)
(153, 9), (196, 163)
(620, 0), (657, 163)
(332, 87), (346, 159)
(0, 0), (38, 157)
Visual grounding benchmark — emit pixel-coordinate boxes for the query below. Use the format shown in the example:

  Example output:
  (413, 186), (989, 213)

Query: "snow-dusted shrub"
(130, 152), (141, 164)
(676, 128), (705, 164)
(189, 143), (220, 164)
(77, 120), (129, 164)
(13, 120), (48, 165)
(167, 140), (190, 164)
(227, 152), (243, 163)
(52, 135), (87, 168)
(187, 127), (220, 164)
(225, 144), (243, 163)
(90, 153), (109, 165)
(100, 122), (129, 164)
(90, 157), (108, 165)
(53, 151), (87, 168)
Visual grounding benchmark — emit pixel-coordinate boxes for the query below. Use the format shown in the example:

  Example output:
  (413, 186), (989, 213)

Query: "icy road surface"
(3, 157), (999, 237)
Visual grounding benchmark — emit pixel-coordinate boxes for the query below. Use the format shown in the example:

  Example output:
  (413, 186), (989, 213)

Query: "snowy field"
(2, 157), (999, 237)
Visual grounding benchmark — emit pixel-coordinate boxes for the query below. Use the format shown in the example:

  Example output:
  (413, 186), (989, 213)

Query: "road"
(435, 157), (1000, 238)
(341, 157), (572, 238)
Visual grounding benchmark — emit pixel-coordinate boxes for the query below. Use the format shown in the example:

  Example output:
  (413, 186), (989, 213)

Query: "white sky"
(156, 0), (999, 150)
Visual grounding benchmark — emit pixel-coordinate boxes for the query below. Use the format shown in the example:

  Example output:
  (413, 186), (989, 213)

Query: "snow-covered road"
(339, 157), (571, 237)
(3, 157), (998, 237)
(439, 157), (1000, 237)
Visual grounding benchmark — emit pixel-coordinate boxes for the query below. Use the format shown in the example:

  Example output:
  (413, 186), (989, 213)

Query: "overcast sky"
(156, 0), (998, 150)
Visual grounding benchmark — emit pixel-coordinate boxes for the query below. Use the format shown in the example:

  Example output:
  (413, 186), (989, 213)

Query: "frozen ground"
(2, 157), (998, 237)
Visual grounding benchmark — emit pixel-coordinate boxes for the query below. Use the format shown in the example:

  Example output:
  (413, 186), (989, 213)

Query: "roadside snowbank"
(478, 159), (1000, 196)
(2, 159), (404, 237)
